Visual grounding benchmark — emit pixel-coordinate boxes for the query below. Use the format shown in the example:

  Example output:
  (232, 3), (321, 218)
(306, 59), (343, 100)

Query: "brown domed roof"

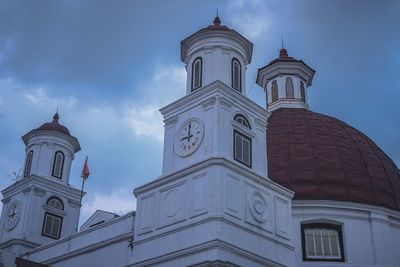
(267, 108), (400, 211)
(36, 113), (70, 135)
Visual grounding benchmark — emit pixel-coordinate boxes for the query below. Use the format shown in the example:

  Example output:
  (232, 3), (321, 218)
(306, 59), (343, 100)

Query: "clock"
(5, 201), (22, 230)
(175, 118), (204, 157)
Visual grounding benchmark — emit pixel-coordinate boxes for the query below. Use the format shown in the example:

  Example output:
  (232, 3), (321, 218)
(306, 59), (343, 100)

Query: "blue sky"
(0, 0), (399, 223)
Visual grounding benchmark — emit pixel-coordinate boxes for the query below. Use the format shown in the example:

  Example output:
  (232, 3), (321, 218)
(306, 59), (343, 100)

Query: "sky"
(0, 0), (399, 224)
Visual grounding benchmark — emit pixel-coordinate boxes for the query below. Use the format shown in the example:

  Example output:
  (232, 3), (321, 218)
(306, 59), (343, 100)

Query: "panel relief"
(245, 183), (273, 233)
(224, 174), (242, 220)
(138, 192), (156, 235)
(158, 181), (186, 228)
(189, 173), (208, 218)
(275, 196), (290, 239)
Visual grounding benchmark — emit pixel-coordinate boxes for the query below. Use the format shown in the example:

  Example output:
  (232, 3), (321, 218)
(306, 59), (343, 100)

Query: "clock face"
(175, 118), (204, 157)
(6, 201), (22, 231)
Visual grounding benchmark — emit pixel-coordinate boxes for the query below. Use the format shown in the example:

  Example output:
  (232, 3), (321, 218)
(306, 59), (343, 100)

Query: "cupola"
(180, 16), (253, 94)
(21, 113), (80, 184)
(256, 47), (315, 111)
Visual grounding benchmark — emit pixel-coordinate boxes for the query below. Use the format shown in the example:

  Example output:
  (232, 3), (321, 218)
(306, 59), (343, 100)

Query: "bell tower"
(131, 17), (296, 267)
(0, 113), (83, 256)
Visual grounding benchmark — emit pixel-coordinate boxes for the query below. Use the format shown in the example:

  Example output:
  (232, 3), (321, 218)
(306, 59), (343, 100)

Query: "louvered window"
(234, 130), (251, 167)
(286, 77), (294, 98)
(52, 151), (64, 179)
(301, 223), (344, 262)
(271, 80), (278, 102)
(42, 213), (62, 239)
(192, 57), (202, 91)
(232, 58), (242, 92)
(300, 81), (306, 102)
(24, 151), (33, 177)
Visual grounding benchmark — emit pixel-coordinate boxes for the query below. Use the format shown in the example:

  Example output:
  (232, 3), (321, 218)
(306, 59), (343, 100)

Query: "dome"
(36, 113), (70, 135)
(267, 108), (400, 211)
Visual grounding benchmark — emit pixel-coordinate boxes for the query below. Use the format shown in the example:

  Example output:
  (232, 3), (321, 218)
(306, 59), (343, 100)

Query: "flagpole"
(76, 156), (89, 232)
(76, 177), (85, 232)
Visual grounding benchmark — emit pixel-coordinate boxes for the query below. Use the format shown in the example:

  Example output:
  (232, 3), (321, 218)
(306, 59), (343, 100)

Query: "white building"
(0, 16), (399, 267)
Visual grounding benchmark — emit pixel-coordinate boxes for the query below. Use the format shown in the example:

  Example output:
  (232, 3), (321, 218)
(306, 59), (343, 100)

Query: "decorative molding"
(218, 96), (233, 111)
(33, 186), (46, 197)
(201, 97), (217, 111)
(164, 115), (178, 128)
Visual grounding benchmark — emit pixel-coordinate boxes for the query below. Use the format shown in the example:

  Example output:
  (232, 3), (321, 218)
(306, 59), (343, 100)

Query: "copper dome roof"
(267, 108), (400, 211)
(36, 113), (70, 135)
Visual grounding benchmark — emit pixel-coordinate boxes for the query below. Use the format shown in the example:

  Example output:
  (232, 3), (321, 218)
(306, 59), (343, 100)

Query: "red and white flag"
(81, 156), (90, 180)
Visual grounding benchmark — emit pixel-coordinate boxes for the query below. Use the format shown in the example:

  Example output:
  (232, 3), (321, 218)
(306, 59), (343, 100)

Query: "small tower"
(0, 113), (83, 256)
(181, 16), (253, 94)
(256, 47), (315, 112)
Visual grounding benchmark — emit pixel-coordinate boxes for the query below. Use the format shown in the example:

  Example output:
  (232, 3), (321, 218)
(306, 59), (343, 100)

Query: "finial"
(53, 107), (60, 122)
(213, 10), (221, 26)
(281, 35), (284, 49)
(279, 37), (288, 58)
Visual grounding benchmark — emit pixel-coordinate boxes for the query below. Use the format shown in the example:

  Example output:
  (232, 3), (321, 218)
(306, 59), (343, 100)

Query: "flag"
(81, 156), (90, 180)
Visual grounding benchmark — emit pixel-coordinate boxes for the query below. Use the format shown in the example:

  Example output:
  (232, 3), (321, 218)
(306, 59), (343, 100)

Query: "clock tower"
(130, 17), (296, 267)
(0, 113), (83, 256)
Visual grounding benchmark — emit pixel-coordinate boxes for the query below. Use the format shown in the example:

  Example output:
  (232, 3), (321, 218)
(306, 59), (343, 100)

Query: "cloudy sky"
(0, 0), (399, 224)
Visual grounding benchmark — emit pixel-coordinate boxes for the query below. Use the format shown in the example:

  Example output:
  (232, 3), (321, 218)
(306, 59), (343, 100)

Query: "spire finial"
(281, 35), (284, 49)
(279, 37), (288, 58)
(213, 10), (221, 26)
(53, 107), (60, 122)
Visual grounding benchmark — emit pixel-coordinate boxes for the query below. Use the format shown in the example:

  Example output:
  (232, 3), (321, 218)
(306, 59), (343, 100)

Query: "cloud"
(80, 188), (136, 224)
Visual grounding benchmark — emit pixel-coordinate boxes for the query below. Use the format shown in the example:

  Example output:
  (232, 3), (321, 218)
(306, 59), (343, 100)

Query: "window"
(301, 223), (345, 262)
(192, 57), (202, 91)
(24, 151), (33, 177)
(42, 213), (63, 239)
(271, 80), (278, 102)
(52, 151), (64, 179)
(47, 197), (64, 210)
(234, 130), (252, 168)
(231, 58), (242, 92)
(42, 197), (64, 239)
(300, 81), (306, 103)
(234, 114), (250, 129)
(285, 77), (294, 98)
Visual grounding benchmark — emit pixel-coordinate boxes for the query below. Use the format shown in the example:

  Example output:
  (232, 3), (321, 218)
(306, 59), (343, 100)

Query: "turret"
(181, 16), (253, 94)
(21, 113), (80, 184)
(256, 47), (315, 112)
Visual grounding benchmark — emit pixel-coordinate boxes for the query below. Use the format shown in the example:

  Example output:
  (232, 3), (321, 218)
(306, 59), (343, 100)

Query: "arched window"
(52, 151), (64, 179)
(233, 114), (252, 168)
(234, 114), (250, 129)
(285, 77), (294, 98)
(47, 197), (64, 210)
(191, 57), (202, 91)
(271, 80), (278, 102)
(231, 58), (242, 92)
(24, 151), (33, 177)
(43, 197), (64, 239)
(300, 81), (306, 103)
(301, 223), (345, 262)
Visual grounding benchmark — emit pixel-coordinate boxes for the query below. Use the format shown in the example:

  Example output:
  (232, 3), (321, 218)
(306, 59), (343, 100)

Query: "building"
(0, 16), (399, 267)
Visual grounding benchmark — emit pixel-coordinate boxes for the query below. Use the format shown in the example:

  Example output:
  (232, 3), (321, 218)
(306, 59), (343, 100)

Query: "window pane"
(24, 151), (33, 177)
(235, 134), (242, 160)
(44, 215), (53, 235)
(53, 152), (64, 178)
(322, 229), (330, 256)
(314, 230), (323, 256)
(243, 139), (250, 164)
(52, 217), (61, 238)
(305, 231), (315, 256)
(272, 80), (278, 102)
(286, 77), (294, 98)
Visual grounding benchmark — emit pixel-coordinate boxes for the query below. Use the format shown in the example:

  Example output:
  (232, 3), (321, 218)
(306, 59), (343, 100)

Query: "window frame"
(234, 114), (251, 129)
(233, 130), (252, 168)
(301, 223), (345, 262)
(271, 80), (278, 102)
(52, 150), (65, 179)
(300, 81), (306, 103)
(42, 212), (63, 239)
(24, 151), (34, 177)
(231, 58), (242, 92)
(191, 57), (202, 91)
(47, 197), (64, 210)
(285, 77), (294, 98)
